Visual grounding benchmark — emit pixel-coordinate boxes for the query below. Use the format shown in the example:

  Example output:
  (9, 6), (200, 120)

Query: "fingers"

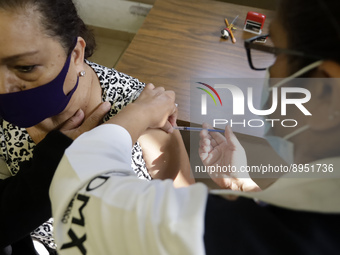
(199, 124), (213, 158)
(165, 90), (175, 101)
(199, 127), (209, 139)
(137, 84), (174, 106)
(224, 125), (242, 148)
(145, 83), (155, 90)
(168, 114), (177, 128)
(198, 134), (214, 162)
(202, 122), (213, 130)
(199, 137), (211, 152)
(134, 84), (177, 132)
(60, 102), (111, 140)
(201, 123), (226, 145)
(143, 83), (166, 96)
(199, 147), (210, 162)
(167, 103), (178, 127)
(79, 102), (111, 132)
(154, 86), (165, 94)
(59, 109), (85, 132)
(159, 102), (177, 133)
(161, 121), (174, 133)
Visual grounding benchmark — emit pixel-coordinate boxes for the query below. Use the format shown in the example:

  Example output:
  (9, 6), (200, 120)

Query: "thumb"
(161, 120), (174, 133)
(60, 102), (111, 140)
(224, 125), (242, 148)
(77, 102), (112, 133)
(59, 109), (85, 132)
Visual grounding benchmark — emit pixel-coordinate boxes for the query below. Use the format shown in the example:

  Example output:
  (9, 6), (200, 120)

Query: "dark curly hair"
(278, 0), (340, 74)
(0, 0), (96, 58)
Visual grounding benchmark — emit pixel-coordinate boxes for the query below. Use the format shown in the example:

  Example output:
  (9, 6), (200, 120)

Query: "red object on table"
(243, 11), (266, 35)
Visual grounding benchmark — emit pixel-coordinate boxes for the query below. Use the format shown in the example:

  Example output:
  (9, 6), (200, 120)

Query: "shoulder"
(85, 59), (143, 88)
(85, 60), (145, 117)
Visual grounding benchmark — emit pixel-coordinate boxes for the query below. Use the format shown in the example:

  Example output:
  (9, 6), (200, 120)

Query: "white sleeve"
(50, 124), (208, 255)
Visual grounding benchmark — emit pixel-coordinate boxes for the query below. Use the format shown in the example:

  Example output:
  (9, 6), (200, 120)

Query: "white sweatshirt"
(50, 124), (340, 254)
(50, 124), (209, 255)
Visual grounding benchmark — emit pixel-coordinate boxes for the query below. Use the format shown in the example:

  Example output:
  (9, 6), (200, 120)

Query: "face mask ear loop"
(269, 60), (323, 90)
(283, 125), (310, 140)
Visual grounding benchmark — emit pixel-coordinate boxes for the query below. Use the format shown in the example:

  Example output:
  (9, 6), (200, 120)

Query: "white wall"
(75, 0), (152, 34)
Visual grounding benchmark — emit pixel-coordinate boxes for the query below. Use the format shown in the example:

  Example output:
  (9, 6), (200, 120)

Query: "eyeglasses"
(244, 34), (322, 71)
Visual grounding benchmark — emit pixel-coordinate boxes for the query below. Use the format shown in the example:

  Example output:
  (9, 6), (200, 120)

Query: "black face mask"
(0, 50), (79, 128)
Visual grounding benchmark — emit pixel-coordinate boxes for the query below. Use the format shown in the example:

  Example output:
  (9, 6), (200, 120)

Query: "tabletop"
(116, 0), (275, 123)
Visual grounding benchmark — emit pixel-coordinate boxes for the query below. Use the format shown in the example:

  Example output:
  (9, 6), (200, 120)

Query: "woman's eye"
(16, 65), (36, 73)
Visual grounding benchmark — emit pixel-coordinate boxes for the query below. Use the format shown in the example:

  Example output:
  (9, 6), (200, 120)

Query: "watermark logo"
(199, 83), (311, 117)
(196, 82), (222, 115)
(192, 79), (312, 132)
(190, 78), (338, 179)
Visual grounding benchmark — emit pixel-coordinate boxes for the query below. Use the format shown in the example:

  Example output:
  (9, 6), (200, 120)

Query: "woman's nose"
(0, 68), (22, 94)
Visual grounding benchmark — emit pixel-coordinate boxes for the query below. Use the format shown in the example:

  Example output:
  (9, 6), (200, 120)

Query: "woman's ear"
(307, 62), (340, 131)
(72, 37), (86, 71)
(317, 60), (340, 78)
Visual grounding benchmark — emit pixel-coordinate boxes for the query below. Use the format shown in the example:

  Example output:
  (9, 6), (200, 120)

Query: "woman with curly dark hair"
(0, 0), (193, 253)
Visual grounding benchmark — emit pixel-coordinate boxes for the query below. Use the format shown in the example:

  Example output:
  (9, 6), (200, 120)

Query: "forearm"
(0, 131), (72, 248)
(139, 129), (194, 187)
(107, 102), (151, 145)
